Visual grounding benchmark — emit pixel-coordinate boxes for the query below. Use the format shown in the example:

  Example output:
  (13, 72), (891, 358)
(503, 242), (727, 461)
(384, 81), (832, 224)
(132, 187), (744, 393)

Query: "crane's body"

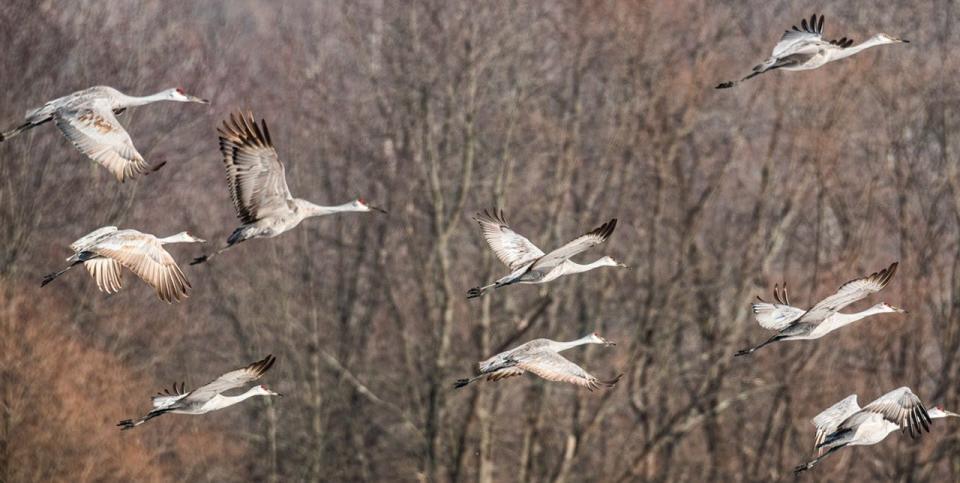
(716, 14), (907, 89)
(1, 85), (208, 181)
(454, 333), (622, 391)
(735, 262), (902, 356)
(40, 226), (204, 303)
(191, 112), (385, 265)
(467, 210), (625, 299)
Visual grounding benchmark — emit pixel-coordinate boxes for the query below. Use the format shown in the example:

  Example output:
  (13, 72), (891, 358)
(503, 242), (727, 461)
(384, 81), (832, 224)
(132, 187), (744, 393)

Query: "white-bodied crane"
(41, 226), (204, 303)
(191, 112), (385, 265)
(467, 209), (626, 299)
(716, 14), (907, 89)
(454, 332), (622, 391)
(118, 354), (281, 430)
(735, 262), (903, 356)
(794, 387), (958, 474)
(0, 85), (208, 181)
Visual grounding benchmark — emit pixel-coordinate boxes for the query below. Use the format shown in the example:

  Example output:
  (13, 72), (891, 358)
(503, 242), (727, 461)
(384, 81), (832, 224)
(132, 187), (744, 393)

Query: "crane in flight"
(794, 387), (958, 474)
(0, 85), (208, 181)
(454, 332), (622, 391)
(467, 209), (626, 299)
(191, 112), (385, 265)
(716, 14), (908, 89)
(735, 262), (903, 356)
(118, 354), (281, 430)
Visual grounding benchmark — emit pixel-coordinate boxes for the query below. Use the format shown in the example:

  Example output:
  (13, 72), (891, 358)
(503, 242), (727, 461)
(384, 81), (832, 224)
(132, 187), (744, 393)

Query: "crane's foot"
(716, 81), (736, 89)
(466, 287), (484, 299)
(190, 255), (209, 266)
(453, 379), (471, 389)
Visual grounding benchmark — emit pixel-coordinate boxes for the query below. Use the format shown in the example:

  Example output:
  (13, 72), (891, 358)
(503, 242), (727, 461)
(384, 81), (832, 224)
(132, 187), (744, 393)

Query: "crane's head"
(928, 405), (960, 419)
(598, 256), (629, 269)
(354, 198), (388, 214)
(168, 87), (209, 104)
(873, 302), (906, 314)
(256, 384), (283, 397)
(590, 332), (616, 347)
(874, 33), (909, 44)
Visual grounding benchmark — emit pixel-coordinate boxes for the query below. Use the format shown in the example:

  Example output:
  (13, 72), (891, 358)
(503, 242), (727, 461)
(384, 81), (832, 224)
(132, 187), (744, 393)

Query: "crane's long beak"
(368, 204), (388, 214)
(188, 95), (210, 104)
(601, 337), (616, 347)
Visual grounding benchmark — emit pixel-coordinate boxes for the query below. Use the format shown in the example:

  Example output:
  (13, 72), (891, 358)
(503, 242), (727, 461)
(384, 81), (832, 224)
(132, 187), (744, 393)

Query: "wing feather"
(185, 354), (276, 403)
(532, 218), (617, 270)
(90, 231), (191, 303)
(473, 209), (545, 271)
(798, 262), (898, 323)
(518, 352), (621, 391)
(54, 102), (149, 182)
(218, 112), (293, 224)
(811, 395), (860, 455)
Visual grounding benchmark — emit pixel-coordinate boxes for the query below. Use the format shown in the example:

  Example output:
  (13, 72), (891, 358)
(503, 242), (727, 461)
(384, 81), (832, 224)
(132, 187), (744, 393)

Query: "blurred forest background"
(1, 0), (959, 481)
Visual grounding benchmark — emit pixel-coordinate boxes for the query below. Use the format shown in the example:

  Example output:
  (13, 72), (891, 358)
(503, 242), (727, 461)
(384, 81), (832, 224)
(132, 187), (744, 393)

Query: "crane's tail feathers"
(40, 262), (81, 287)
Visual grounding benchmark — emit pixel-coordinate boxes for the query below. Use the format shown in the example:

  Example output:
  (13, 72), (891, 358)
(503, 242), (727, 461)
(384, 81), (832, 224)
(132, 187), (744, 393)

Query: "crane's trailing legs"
(793, 445), (846, 474)
(40, 260), (83, 287)
(734, 334), (785, 357)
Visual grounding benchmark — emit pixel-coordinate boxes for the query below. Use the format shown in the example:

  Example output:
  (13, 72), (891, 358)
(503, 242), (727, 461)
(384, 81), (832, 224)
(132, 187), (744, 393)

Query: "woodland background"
(1, 1), (959, 482)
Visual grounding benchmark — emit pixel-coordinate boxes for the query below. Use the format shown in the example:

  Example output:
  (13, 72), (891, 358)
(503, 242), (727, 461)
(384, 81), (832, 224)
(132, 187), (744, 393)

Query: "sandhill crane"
(190, 112), (386, 265)
(716, 14), (907, 89)
(118, 354), (281, 430)
(466, 210), (626, 299)
(0, 85), (208, 181)
(454, 332), (622, 390)
(40, 226), (204, 303)
(794, 387), (958, 474)
(735, 262), (902, 356)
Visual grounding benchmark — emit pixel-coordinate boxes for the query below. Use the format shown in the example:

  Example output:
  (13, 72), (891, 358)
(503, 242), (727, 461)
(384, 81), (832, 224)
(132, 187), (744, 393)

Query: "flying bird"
(0, 85), (208, 181)
(454, 332), (622, 390)
(735, 262), (902, 356)
(467, 209), (626, 299)
(794, 387), (958, 474)
(716, 14), (908, 89)
(40, 226), (204, 303)
(118, 354), (281, 430)
(191, 112), (385, 265)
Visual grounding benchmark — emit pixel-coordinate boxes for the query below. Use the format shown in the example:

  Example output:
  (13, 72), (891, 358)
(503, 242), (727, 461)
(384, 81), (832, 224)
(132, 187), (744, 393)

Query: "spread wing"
(83, 258), (123, 294)
(847, 386), (931, 439)
(54, 102), (149, 182)
(532, 219), (617, 270)
(218, 112), (293, 224)
(752, 283), (805, 330)
(485, 367), (525, 382)
(812, 395), (860, 454)
(185, 355), (276, 403)
(517, 352), (621, 391)
(89, 231), (191, 303)
(473, 209), (545, 271)
(772, 14), (825, 57)
(798, 262), (898, 323)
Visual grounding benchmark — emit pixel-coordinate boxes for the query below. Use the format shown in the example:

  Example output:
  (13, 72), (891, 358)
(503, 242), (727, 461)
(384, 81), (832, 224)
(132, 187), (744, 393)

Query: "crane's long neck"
(818, 307), (887, 333)
(563, 259), (610, 275)
(299, 200), (361, 217)
(210, 387), (263, 410)
(552, 335), (596, 352)
(831, 37), (890, 61)
(117, 90), (171, 108)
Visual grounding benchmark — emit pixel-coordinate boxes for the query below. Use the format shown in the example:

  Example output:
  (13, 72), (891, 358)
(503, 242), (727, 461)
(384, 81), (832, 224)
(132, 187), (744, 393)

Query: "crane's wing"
(54, 101), (149, 182)
(151, 382), (189, 409)
(772, 14), (825, 57)
(812, 394), (860, 454)
(218, 112), (293, 224)
(798, 262), (898, 323)
(473, 209), (545, 271)
(70, 226), (118, 252)
(752, 284), (805, 330)
(185, 355), (276, 403)
(485, 367), (525, 382)
(517, 352), (621, 391)
(844, 387), (931, 439)
(532, 219), (617, 270)
(83, 258), (123, 294)
(89, 231), (191, 303)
